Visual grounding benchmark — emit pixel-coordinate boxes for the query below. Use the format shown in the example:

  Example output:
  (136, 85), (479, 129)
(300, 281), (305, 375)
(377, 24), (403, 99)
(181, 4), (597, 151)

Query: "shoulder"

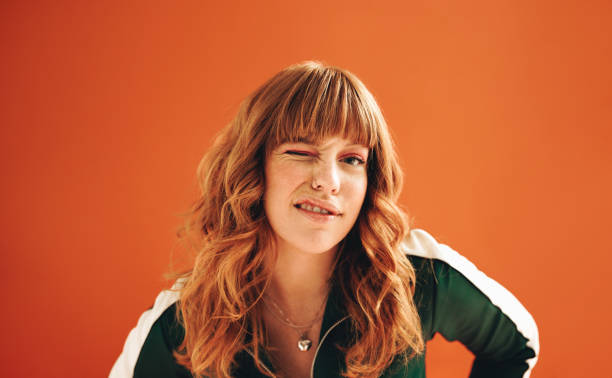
(109, 280), (188, 378)
(402, 229), (537, 330)
(401, 229), (540, 376)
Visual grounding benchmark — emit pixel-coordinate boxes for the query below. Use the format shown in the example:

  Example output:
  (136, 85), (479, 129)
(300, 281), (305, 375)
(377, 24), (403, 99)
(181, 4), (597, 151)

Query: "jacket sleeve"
(405, 229), (539, 378)
(131, 305), (191, 378)
(109, 285), (190, 378)
(431, 260), (538, 377)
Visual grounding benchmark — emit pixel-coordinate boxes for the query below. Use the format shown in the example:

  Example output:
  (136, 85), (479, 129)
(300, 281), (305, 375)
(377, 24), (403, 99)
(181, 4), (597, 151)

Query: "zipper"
(310, 315), (349, 378)
(245, 314), (349, 378)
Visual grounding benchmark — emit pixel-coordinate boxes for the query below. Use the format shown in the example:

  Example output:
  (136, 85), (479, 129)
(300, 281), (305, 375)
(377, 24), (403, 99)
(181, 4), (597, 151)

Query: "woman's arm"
(109, 287), (188, 378)
(405, 229), (539, 378)
(431, 260), (538, 377)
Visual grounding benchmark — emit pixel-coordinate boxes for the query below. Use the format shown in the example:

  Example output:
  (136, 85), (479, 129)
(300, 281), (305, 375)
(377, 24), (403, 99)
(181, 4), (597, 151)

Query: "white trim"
(402, 229), (540, 378)
(109, 281), (183, 378)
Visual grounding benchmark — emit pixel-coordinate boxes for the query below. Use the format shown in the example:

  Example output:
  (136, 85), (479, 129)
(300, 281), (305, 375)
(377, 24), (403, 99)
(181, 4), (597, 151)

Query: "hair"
(174, 61), (424, 377)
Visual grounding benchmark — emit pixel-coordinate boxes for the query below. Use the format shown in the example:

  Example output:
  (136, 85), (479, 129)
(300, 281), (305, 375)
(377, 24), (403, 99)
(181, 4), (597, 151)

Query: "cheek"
(278, 159), (310, 181)
(342, 174), (368, 215)
(349, 174), (368, 201)
(264, 161), (306, 203)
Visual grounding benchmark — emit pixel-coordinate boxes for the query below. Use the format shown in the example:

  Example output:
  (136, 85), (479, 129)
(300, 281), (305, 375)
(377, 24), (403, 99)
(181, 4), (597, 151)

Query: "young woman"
(110, 61), (539, 377)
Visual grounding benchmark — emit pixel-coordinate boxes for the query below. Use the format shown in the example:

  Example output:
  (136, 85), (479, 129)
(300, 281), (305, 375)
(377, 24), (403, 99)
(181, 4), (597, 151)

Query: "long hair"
(174, 61), (424, 377)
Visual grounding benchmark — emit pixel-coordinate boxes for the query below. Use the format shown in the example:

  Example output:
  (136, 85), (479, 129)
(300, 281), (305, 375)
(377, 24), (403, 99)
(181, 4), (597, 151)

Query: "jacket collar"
(309, 281), (350, 377)
(239, 282), (350, 377)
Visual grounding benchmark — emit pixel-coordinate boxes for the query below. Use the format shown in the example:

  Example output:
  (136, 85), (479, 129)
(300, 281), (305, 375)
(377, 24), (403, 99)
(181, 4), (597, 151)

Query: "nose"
(311, 160), (340, 194)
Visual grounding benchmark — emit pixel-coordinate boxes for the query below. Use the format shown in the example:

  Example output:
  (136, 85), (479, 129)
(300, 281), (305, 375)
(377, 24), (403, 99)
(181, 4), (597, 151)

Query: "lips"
(293, 199), (340, 216)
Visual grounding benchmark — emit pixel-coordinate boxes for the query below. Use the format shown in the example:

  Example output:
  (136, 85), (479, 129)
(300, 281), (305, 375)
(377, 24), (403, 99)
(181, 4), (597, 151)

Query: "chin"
(273, 229), (345, 256)
(295, 238), (340, 255)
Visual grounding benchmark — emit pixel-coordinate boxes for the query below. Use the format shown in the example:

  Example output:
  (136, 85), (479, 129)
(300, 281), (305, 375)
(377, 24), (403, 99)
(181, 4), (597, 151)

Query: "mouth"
(293, 200), (340, 216)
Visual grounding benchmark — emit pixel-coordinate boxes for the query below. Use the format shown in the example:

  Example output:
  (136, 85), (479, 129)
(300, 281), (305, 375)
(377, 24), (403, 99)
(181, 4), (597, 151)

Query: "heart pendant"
(297, 338), (312, 351)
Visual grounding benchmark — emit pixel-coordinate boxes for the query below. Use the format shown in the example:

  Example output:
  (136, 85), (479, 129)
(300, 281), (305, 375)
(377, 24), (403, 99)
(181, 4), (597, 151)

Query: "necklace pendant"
(297, 336), (312, 351)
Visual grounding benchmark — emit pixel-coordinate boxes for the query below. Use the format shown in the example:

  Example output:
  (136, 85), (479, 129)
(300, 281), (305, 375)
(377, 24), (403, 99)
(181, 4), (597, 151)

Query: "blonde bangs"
(265, 64), (380, 151)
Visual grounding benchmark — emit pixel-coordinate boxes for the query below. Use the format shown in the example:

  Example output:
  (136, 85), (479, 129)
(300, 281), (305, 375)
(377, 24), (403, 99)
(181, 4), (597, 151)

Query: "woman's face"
(263, 136), (369, 256)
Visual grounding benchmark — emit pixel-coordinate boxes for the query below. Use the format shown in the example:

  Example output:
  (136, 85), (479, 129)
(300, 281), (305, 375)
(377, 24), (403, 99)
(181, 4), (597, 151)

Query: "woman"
(110, 61), (539, 378)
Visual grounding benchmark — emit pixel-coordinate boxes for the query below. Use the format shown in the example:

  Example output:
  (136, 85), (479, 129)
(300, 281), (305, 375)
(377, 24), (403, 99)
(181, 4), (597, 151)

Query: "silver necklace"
(262, 294), (328, 352)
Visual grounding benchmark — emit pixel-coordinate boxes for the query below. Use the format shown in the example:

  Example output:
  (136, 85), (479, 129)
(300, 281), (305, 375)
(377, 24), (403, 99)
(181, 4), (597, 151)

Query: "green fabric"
(133, 256), (536, 377)
(134, 306), (191, 378)
(411, 257), (535, 378)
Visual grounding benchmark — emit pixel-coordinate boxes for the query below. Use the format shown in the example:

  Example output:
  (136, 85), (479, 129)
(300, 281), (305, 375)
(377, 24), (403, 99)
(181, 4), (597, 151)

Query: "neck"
(264, 241), (337, 319)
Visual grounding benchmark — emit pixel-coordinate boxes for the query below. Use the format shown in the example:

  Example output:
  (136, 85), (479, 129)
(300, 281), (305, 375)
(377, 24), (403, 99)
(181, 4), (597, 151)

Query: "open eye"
(342, 156), (366, 166)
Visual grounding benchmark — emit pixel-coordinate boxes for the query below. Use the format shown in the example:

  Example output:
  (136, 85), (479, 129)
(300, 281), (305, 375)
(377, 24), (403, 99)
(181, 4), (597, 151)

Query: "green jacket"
(110, 229), (539, 377)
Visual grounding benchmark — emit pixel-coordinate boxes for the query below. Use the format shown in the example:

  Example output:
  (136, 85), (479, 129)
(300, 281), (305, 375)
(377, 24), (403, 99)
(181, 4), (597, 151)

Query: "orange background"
(1, 1), (610, 377)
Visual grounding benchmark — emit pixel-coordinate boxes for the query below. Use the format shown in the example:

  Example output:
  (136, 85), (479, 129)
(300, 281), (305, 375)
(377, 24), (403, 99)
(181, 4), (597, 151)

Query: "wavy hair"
(174, 61), (424, 377)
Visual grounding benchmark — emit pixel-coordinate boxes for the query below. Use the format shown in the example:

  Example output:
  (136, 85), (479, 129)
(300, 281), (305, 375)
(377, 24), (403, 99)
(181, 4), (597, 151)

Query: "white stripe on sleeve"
(402, 229), (540, 378)
(109, 281), (182, 378)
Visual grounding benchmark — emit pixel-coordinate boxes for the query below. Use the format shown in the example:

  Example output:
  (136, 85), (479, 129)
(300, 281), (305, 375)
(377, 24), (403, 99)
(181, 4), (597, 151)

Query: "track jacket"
(110, 229), (539, 377)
